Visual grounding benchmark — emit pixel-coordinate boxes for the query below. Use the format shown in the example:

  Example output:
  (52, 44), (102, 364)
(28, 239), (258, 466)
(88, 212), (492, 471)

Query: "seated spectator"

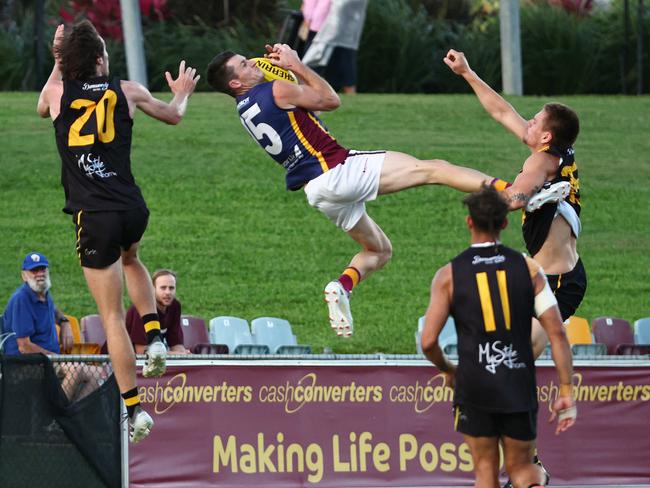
(2, 252), (71, 355)
(1, 252), (103, 400)
(126, 269), (190, 354)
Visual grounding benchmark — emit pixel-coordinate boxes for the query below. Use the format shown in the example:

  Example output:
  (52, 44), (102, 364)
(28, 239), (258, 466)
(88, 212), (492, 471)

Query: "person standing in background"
(302, 0), (368, 94)
(297, 0), (331, 57)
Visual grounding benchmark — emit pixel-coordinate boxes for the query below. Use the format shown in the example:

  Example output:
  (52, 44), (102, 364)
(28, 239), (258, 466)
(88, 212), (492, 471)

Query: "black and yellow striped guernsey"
(450, 243), (537, 412)
(54, 76), (145, 214)
(522, 145), (581, 256)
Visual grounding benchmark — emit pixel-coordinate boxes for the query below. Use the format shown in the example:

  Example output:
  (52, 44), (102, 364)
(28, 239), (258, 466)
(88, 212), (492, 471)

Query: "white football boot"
(525, 181), (571, 212)
(129, 407), (153, 443)
(142, 337), (167, 378)
(324, 281), (353, 338)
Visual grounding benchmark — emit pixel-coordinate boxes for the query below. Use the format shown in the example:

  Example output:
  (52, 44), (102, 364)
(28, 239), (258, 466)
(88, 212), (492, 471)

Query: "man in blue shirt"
(1, 252), (107, 402)
(1, 252), (72, 355)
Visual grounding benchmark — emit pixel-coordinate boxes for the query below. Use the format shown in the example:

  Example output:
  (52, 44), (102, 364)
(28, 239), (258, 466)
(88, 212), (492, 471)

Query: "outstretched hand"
(443, 49), (471, 76)
(165, 60), (200, 96)
(548, 394), (577, 435)
(264, 43), (300, 71)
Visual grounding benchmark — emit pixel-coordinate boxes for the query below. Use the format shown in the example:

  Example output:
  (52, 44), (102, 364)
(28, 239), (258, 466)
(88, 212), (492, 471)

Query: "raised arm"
(121, 60), (200, 124)
(265, 43), (340, 112)
(527, 257), (576, 434)
(421, 265), (456, 379)
(37, 24), (65, 119)
(444, 49), (527, 141)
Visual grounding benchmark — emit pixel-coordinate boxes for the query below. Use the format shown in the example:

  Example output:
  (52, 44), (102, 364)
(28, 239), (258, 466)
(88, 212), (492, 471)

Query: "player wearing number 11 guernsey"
(207, 43), (494, 337)
(37, 20), (199, 442)
(421, 187), (576, 488)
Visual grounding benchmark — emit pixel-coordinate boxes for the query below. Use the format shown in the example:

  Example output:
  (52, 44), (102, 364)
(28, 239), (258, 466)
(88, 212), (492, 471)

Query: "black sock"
(142, 313), (162, 344)
(121, 387), (140, 418)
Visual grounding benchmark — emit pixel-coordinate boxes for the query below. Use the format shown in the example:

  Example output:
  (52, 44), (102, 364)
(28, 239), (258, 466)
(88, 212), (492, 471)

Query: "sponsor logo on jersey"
(77, 153), (117, 179)
(471, 255), (506, 266)
(478, 341), (526, 374)
(237, 97), (250, 110)
(82, 82), (109, 91)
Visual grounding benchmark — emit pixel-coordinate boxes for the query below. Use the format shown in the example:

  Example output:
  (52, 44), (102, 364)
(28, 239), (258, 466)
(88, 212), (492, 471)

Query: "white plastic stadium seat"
(415, 316), (457, 355)
(208, 316), (269, 355)
(634, 318), (650, 345)
(250, 317), (311, 355)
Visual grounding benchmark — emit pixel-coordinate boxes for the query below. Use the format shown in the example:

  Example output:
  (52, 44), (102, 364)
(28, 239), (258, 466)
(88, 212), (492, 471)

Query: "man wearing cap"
(1, 252), (72, 355)
(2, 252), (106, 401)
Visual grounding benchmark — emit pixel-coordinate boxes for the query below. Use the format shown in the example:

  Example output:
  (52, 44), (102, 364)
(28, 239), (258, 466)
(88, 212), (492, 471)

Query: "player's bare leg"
(83, 261), (135, 393)
(463, 435), (501, 488)
(121, 243), (156, 318)
(122, 242), (167, 377)
(346, 213), (393, 279)
(84, 260), (154, 442)
(502, 436), (547, 488)
(378, 151), (492, 195)
(325, 213), (392, 337)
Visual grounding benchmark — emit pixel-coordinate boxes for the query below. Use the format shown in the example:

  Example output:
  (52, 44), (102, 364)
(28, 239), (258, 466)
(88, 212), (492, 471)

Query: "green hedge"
(1, 0), (648, 94)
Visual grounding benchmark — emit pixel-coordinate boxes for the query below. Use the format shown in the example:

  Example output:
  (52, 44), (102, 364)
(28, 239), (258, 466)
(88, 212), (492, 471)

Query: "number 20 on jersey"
(68, 90), (117, 147)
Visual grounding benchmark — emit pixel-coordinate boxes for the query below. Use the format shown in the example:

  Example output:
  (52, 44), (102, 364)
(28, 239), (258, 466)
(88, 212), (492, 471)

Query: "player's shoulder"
(42, 79), (64, 97)
(433, 263), (453, 285)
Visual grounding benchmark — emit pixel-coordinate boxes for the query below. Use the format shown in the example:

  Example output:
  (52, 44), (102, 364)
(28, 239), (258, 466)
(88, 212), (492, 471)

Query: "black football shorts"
(547, 258), (587, 321)
(73, 206), (149, 268)
(454, 403), (538, 441)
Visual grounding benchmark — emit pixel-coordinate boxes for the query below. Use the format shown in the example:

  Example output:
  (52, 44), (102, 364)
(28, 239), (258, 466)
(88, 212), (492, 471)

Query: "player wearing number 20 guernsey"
(55, 77), (145, 213)
(37, 20), (199, 442)
(208, 44), (495, 338)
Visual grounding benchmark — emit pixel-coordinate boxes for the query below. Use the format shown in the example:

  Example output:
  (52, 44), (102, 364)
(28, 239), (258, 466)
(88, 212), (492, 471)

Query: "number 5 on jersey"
(240, 103), (283, 155)
(68, 90), (117, 147)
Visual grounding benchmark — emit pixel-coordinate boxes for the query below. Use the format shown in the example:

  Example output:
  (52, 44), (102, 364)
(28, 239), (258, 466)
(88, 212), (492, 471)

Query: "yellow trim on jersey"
(454, 406), (461, 431)
(538, 145), (550, 153)
(476, 272), (496, 332)
(76, 210), (84, 261)
(307, 112), (333, 136)
(496, 270), (511, 330)
(288, 111), (329, 173)
(123, 395), (140, 407)
(560, 161), (581, 206)
(144, 320), (161, 333)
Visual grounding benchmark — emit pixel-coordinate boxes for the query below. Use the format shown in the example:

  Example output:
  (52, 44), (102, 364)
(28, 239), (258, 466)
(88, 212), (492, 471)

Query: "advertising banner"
(129, 362), (650, 487)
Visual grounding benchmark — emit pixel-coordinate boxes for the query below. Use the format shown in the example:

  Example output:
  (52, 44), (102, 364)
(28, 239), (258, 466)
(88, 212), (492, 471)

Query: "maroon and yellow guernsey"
(235, 82), (349, 190)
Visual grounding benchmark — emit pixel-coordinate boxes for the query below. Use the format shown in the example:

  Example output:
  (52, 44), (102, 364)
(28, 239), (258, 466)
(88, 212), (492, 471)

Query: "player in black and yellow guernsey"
(37, 22), (199, 443)
(444, 49), (585, 486)
(421, 187), (576, 488)
(443, 49), (586, 357)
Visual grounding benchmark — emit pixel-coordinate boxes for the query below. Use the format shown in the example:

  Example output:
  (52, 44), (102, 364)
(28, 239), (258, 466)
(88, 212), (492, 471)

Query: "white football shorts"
(304, 150), (385, 231)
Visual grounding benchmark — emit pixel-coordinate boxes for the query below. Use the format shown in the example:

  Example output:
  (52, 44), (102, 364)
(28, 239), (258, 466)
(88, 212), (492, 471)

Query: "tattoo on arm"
(511, 192), (530, 203)
(509, 184), (542, 205)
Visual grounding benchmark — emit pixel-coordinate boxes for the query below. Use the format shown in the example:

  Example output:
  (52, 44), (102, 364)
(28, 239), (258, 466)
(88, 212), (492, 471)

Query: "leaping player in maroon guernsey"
(207, 43), (497, 337)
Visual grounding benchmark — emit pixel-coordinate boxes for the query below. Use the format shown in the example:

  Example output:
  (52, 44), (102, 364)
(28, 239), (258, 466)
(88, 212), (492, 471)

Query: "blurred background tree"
(0, 0), (646, 94)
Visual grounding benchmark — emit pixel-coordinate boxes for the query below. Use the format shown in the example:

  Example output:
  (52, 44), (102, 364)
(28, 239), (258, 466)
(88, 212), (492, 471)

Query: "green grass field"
(1, 92), (649, 353)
